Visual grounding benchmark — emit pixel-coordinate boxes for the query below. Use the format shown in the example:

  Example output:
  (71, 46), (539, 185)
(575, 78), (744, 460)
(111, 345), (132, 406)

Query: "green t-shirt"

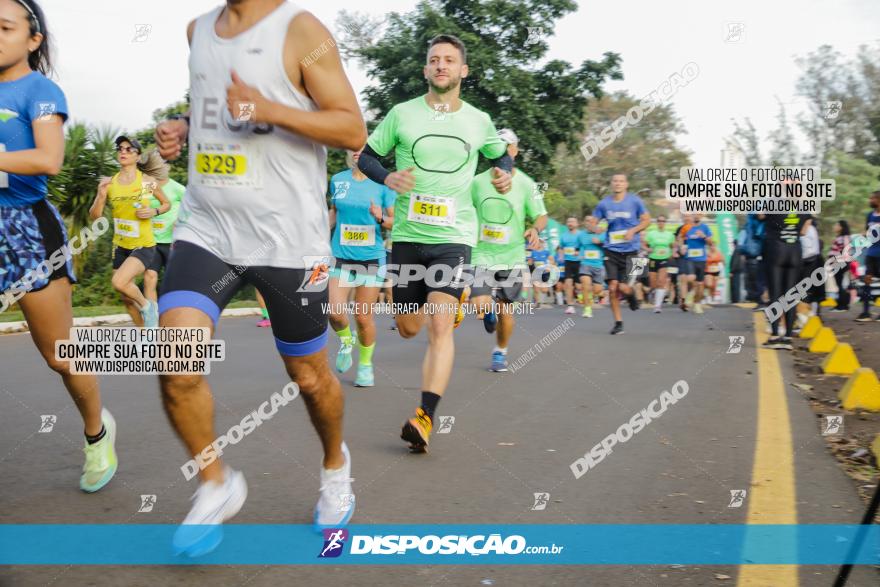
(645, 228), (675, 260)
(471, 168), (547, 269)
(366, 96), (507, 246)
(149, 178), (185, 244)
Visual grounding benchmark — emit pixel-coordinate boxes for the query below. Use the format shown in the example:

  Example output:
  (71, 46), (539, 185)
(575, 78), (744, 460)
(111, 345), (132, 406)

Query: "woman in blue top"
(0, 0), (117, 492)
(328, 148), (395, 387)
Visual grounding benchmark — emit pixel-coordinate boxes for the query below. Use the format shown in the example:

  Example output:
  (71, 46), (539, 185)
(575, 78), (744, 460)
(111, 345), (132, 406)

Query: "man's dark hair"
(427, 34), (466, 64)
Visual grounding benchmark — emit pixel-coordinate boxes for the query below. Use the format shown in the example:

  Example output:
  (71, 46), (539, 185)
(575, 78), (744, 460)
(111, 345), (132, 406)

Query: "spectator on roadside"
(740, 213), (766, 304)
(828, 220), (853, 312)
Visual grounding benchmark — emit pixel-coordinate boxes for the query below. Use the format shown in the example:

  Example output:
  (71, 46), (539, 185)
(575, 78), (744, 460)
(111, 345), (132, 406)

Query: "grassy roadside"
(0, 300), (259, 323)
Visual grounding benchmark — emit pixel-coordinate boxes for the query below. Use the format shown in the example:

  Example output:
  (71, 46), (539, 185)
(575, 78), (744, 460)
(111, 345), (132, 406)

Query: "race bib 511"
(408, 193), (455, 227)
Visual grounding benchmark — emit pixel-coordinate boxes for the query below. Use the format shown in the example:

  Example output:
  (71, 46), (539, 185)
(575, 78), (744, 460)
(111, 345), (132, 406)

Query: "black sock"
(615, 320), (623, 326)
(863, 285), (871, 312)
(85, 425), (106, 445)
(420, 391), (441, 420)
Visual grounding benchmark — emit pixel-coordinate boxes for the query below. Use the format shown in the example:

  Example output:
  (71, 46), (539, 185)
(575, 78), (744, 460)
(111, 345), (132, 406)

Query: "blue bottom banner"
(1, 524), (878, 565)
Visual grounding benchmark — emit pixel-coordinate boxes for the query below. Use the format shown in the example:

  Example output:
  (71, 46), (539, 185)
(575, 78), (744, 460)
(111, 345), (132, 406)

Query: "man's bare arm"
(274, 12), (365, 150)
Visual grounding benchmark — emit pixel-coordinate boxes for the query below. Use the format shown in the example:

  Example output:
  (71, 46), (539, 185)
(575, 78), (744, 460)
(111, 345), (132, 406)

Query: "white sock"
(493, 346), (507, 355)
(654, 289), (665, 307)
(556, 292), (563, 304)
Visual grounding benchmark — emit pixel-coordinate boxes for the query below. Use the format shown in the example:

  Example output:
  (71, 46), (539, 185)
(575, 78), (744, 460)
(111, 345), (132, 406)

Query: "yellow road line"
(736, 313), (799, 587)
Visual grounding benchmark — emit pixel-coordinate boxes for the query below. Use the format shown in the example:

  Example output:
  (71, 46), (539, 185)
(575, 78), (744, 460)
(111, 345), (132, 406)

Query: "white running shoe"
(173, 467), (247, 556)
(564, 305), (575, 315)
(314, 442), (355, 531)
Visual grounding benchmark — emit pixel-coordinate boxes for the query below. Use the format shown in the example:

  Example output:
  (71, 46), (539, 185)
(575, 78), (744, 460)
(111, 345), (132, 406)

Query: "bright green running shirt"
(645, 228), (675, 260)
(149, 178), (185, 244)
(471, 168), (547, 269)
(366, 96), (507, 246)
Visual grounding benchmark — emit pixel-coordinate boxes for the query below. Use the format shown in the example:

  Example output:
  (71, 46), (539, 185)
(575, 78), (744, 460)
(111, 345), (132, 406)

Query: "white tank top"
(175, 1), (330, 268)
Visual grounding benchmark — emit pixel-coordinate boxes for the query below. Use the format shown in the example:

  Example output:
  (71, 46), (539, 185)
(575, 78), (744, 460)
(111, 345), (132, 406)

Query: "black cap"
(115, 135), (142, 153)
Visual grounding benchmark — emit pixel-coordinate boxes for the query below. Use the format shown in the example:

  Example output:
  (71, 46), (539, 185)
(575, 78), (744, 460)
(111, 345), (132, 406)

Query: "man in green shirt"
(137, 151), (185, 305)
(644, 215), (675, 312)
(469, 129), (548, 372)
(357, 34), (513, 453)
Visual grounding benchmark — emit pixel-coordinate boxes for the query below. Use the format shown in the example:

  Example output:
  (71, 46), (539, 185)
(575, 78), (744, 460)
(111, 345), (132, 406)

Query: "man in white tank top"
(154, 0), (366, 555)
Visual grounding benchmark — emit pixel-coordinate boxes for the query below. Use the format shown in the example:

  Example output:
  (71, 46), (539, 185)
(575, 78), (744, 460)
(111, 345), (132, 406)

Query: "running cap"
(115, 135), (143, 153)
(497, 128), (519, 145)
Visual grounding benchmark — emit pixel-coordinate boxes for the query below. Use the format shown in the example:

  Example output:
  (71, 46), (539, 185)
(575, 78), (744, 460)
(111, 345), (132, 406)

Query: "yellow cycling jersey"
(107, 170), (156, 249)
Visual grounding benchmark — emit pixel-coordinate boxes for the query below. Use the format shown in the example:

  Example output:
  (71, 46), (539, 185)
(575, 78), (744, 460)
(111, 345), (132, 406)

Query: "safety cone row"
(838, 368), (880, 411)
(798, 316), (880, 411)
(808, 327), (837, 353)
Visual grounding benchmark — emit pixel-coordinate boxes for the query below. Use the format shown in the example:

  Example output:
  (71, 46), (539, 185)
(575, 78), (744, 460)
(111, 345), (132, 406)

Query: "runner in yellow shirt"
(89, 136), (169, 327)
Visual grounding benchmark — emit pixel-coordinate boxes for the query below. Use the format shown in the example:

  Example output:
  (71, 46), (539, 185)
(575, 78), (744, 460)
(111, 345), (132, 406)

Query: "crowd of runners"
(2, 0), (879, 558)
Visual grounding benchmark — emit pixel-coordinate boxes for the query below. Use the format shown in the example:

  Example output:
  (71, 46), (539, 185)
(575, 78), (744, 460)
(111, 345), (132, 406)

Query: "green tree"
(822, 149), (880, 243)
(134, 96), (190, 184)
(730, 118), (762, 166)
(340, 0), (622, 181)
(551, 92), (691, 215)
(767, 100), (801, 167)
(855, 43), (880, 166)
(795, 44), (880, 167)
(47, 122), (119, 272)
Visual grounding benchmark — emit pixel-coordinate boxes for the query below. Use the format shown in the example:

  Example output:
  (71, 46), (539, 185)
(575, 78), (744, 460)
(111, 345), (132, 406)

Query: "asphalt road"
(0, 303), (876, 586)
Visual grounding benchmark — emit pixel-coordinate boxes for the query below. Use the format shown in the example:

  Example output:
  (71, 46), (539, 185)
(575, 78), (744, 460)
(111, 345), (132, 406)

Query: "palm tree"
(48, 122), (120, 272)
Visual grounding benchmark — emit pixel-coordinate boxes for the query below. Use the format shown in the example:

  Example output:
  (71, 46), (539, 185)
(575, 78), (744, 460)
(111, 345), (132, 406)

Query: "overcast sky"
(42, 0), (880, 171)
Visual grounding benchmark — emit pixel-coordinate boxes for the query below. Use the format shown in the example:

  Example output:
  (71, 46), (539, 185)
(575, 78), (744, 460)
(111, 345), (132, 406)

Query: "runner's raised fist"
(155, 119), (188, 161)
